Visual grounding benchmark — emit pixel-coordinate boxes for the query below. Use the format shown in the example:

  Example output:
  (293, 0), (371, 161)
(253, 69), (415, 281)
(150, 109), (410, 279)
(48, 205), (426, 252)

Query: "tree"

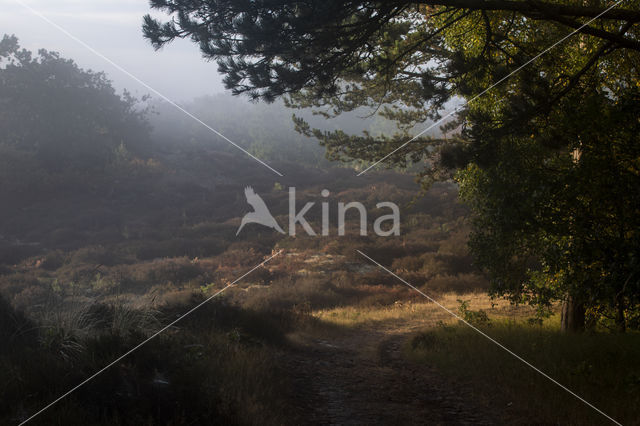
(142, 1), (639, 177)
(143, 1), (639, 98)
(143, 1), (640, 330)
(458, 89), (640, 332)
(0, 35), (150, 175)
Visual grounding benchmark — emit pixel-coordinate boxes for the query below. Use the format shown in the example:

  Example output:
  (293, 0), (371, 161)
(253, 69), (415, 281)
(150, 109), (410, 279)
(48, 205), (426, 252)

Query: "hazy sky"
(1, 0), (226, 101)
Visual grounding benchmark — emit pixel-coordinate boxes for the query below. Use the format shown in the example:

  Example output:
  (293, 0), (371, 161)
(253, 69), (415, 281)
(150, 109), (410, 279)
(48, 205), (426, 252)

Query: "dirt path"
(282, 320), (500, 425)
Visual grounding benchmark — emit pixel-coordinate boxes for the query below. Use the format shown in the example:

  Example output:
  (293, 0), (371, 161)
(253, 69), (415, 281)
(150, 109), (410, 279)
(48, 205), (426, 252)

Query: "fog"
(2, 2), (638, 425)
(1, 0), (225, 101)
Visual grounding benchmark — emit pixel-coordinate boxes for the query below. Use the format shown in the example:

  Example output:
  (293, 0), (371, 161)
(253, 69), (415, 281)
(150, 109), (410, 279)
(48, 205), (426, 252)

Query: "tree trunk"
(560, 296), (585, 333)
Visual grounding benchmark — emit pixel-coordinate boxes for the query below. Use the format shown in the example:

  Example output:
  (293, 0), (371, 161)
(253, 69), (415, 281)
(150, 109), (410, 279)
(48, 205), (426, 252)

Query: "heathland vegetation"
(2, 0), (640, 422)
(0, 36), (492, 424)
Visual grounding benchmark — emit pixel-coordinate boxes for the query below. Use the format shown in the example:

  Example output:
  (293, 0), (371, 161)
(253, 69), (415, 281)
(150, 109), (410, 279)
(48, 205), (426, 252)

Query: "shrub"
(457, 299), (491, 327)
(428, 273), (488, 293)
(12, 284), (56, 313)
(146, 258), (202, 285)
(239, 276), (345, 312)
(0, 244), (41, 265)
(71, 246), (122, 267)
(392, 255), (423, 272)
(40, 250), (68, 270)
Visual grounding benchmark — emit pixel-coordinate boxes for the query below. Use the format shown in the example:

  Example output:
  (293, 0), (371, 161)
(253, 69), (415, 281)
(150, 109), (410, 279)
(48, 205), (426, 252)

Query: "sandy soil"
(281, 315), (501, 425)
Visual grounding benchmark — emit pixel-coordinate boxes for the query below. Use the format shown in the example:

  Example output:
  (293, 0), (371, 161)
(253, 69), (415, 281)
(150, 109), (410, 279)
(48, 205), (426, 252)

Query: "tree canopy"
(143, 0), (640, 101)
(0, 35), (150, 174)
(143, 0), (640, 175)
(143, 1), (640, 330)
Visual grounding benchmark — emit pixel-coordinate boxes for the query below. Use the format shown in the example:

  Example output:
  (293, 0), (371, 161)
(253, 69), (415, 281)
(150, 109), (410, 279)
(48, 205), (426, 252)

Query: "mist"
(1, 2), (638, 425)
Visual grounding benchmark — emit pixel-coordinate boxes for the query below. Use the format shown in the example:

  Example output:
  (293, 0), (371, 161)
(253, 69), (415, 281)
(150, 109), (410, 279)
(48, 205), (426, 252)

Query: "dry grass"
(313, 292), (536, 328)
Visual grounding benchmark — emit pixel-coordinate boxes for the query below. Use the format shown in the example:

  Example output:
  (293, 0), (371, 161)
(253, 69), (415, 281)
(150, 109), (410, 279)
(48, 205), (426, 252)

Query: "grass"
(314, 293), (640, 424)
(406, 315), (640, 425)
(1, 177), (635, 425)
(315, 302), (444, 327)
(0, 294), (298, 425)
(3, 265), (639, 425)
(313, 292), (533, 328)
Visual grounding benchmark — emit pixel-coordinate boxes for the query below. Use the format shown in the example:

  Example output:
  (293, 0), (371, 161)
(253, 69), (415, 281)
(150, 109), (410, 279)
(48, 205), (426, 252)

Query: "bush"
(146, 258), (203, 285)
(1, 296), (295, 424)
(71, 246), (123, 267)
(427, 273), (488, 292)
(12, 284), (56, 313)
(239, 276), (345, 312)
(0, 244), (41, 265)
(457, 299), (491, 327)
(392, 255), (424, 272)
(40, 250), (68, 270)
(136, 238), (226, 260)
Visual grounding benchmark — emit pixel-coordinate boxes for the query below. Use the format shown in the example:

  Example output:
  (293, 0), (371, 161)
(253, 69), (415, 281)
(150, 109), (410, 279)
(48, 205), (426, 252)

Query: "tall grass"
(407, 319), (640, 425)
(0, 294), (296, 425)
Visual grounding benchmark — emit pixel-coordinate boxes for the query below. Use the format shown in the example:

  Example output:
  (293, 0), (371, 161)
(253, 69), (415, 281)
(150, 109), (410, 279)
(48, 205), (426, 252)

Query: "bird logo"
(236, 186), (285, 235)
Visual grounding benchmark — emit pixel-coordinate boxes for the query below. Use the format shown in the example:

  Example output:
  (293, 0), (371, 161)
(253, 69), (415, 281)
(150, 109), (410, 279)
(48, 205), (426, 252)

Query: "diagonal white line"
(13, 0), (284, 177)
(356, 250), (622, 426)
(19, 250), (284, 425)
(357, 0), (627, 176)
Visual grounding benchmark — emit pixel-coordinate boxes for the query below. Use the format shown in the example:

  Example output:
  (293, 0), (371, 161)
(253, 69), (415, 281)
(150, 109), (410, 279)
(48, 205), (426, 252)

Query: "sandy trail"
(282, 317), (499, 425)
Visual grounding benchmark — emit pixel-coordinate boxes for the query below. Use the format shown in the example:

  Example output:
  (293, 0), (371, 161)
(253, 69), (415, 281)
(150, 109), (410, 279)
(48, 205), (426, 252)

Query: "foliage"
(142, 0), (640, 177)
(143, 1), (640, 328)
(0, 35), (150, 174)
(457, 90), (640, 330)
(457, 298), (491, 327)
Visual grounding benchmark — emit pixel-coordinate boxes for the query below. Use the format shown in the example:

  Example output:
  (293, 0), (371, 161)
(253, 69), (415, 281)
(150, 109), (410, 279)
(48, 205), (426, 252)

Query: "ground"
(280, 298), (514, 425)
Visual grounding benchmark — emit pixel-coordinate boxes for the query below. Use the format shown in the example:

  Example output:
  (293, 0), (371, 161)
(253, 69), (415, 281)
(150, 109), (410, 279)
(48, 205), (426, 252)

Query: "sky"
(0, 0), (226, 101)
